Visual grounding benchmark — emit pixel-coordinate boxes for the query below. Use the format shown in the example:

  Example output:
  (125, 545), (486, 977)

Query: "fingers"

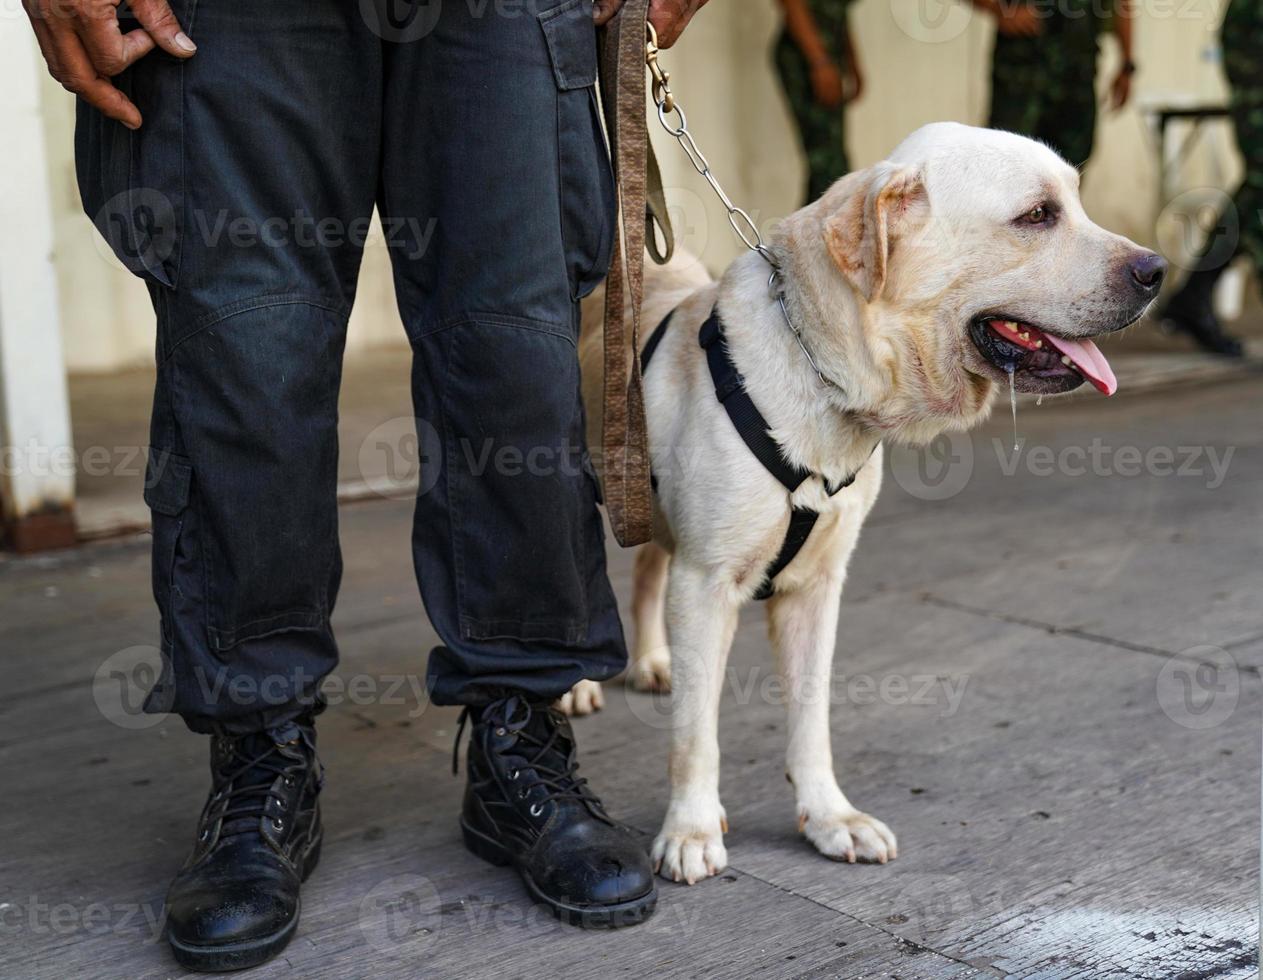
(592, 0), (624, 27)
(76, 11), (157, 77)
(59, 43), (143, 127)
(129, 0), (196, 57)
(26, 3), (142, 127)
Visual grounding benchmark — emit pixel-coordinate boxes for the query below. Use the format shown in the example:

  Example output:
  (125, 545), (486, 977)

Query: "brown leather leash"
(596, 0), (674, 548)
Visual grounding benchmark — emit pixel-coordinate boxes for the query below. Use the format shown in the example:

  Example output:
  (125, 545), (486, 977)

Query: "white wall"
(27, 0), (1238, 373)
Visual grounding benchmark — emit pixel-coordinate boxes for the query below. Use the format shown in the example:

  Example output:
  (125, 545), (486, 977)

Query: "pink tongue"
(1042, 333), (1118, 396)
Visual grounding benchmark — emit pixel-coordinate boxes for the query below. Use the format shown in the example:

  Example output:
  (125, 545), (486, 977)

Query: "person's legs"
(380, 0), (625, 708)
(77, 0), (383, 732)
(378, 0), (654, 926)
(76, 0), (381, 967)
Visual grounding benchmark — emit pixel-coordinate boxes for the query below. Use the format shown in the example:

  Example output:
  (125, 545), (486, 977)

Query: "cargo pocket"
(143, 449), (195, 644)
(539, 0), (616, 300)
(74, 0), (197, 288)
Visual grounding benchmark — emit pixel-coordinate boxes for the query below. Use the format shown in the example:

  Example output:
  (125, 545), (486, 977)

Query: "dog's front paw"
(555, 679), (604, 716)
(799, 808), (898, 864)
(627, 648), (671, 693)
(651, 803), (729, 884)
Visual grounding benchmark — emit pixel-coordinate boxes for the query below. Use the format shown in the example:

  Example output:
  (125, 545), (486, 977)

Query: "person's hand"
(994, 3), (1043, 36)
(22, 0), (196, 130)
(1109, 65), (1133, 109)
(810, 60), (845, 109)
(844, 63), (863, 104)
(593, 0), (711, 48)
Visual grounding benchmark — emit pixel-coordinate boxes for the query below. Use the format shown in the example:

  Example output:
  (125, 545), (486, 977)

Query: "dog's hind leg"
(769, 578), (898, 864)
(628, 542), (672, 693)
(650, 560), (737, 884)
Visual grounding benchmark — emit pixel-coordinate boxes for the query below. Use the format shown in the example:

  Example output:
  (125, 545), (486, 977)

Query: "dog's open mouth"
(968, 317), (1118, 396)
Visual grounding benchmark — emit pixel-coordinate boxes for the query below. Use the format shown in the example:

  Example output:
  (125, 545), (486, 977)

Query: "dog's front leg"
(769, 579), (898, 864)
(650, 560), (738, 884)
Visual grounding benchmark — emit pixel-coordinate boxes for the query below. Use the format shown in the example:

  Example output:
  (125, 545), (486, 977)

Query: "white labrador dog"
(564, 123), (1165, 884)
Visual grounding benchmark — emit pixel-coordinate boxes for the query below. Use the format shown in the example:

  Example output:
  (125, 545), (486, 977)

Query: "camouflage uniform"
(775, 0), (853, 204)
(987, 0), (1101, 167)
(1221, 0), (1263, 275)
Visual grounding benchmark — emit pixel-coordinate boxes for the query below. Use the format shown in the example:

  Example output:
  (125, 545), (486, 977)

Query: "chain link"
(644, 23), (840, 391)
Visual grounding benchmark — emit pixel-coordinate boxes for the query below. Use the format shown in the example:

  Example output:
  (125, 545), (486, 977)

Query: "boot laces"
(454, 696), (610, 821)
(209, 730), (312, 839)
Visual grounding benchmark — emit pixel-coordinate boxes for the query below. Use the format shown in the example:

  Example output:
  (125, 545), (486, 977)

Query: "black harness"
(641, 307), (873, 601)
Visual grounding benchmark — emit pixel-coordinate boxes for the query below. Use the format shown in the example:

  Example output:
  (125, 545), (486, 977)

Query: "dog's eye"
(1020, 205), (1053, 226)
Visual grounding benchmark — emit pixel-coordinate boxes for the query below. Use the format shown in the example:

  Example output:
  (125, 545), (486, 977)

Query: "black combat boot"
(165, 717), (323, 971)
(457, 695), (656, 928)
(1159, 265), (1246, 357)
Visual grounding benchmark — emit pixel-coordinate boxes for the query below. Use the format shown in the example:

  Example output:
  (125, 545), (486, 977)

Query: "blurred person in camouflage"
(775, 0), (865, 204)
(1157, 0), (1259, 357)
(975, 0), (1136, 168)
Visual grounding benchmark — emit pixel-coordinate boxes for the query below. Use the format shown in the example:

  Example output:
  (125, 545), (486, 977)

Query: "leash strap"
(596, 1), (673, 548)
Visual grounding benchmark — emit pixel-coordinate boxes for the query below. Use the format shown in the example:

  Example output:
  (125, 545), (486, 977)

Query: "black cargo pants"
(76, 0), (627, 732)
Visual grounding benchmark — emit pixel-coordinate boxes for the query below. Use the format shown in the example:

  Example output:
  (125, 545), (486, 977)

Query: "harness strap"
(640, 308), (675, 373)
(754, 508), (820, 601)
(642, 304), (873, 601)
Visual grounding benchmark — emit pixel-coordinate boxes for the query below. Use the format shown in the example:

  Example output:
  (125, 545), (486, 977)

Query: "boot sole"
(460, 817), (657, 929)
(167, 830), (323, 972)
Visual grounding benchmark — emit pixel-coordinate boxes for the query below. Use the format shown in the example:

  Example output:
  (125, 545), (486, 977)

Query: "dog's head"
(799, 122), (1164, 436)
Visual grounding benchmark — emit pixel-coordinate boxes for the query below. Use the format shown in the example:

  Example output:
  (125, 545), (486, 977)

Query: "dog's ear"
(823, 163), (926, 303)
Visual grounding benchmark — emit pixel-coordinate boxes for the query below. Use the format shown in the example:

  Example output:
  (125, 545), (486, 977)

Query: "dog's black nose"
(1129, 252), (1167, 293)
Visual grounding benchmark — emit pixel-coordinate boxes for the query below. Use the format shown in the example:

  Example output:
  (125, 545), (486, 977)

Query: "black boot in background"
(457, 696), (656, 928)
(1159, 264), (1246, 357)
(165, 717), (323, 971)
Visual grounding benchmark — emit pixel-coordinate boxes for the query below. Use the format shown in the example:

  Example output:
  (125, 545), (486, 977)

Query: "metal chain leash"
(644, 23), (842, 392)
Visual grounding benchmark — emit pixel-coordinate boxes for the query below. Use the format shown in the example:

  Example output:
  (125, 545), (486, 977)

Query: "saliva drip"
(1006, 363), (1019, 452)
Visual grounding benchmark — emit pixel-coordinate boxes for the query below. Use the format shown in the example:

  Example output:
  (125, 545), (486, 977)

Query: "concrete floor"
(2, 373), (1261, 978)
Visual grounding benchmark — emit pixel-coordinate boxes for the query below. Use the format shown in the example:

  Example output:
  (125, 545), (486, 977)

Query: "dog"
(562, 122), (1165, 883)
